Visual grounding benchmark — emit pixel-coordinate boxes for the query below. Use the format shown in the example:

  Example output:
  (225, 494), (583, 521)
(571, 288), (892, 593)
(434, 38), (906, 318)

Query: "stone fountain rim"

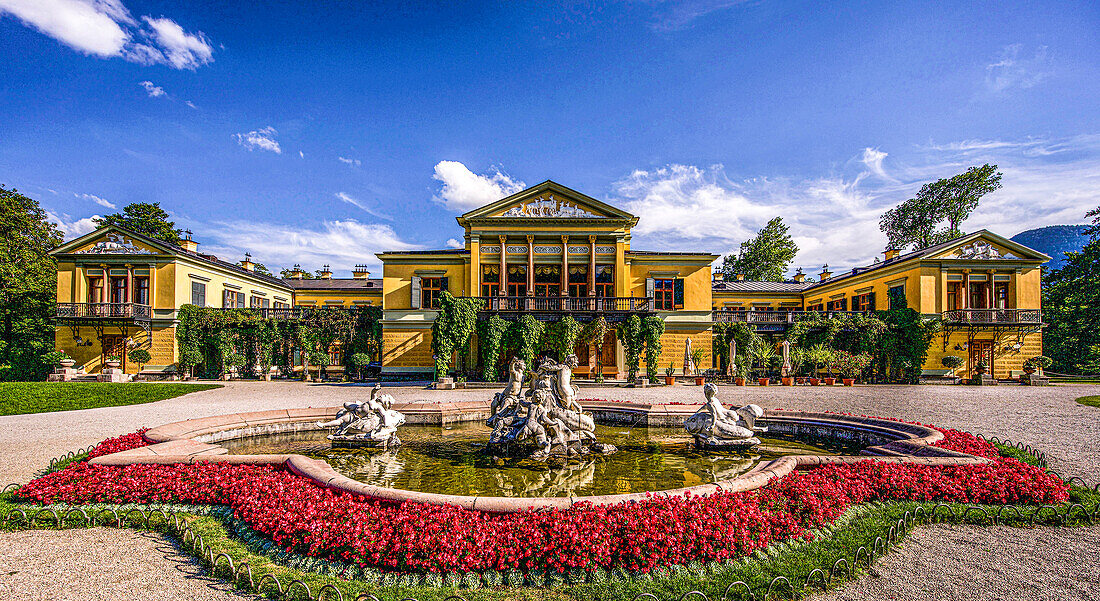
(88, 401), (989, 513)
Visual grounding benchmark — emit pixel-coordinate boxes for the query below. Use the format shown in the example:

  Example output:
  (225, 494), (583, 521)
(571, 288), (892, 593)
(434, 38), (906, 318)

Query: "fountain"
(485, 355), (617, 460)
(684, 383), (767, 450)
(316, 384), (406, 448)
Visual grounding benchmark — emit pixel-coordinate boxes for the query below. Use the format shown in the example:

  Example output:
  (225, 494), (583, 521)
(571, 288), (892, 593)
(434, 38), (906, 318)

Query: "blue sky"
(2, 0), (1098, 275)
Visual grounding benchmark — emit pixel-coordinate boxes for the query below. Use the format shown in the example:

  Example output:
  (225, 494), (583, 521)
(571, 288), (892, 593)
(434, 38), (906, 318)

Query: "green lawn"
(1077, 395), (1100, 408)
(0, 382), (222, 416)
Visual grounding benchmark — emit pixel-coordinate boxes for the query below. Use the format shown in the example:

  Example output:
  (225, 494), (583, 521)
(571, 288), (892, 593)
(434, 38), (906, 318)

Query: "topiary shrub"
(128, 348), (151, 371)
(941, 355), (964, 369)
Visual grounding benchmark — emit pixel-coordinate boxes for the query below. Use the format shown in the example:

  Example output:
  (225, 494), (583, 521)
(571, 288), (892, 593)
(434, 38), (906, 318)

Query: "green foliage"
(1024, 355), (1052, 370)
(430, 291), (483, 376)
(940, 355), (964, 369)
(616, 315), (643, 381)
(580, 317), (609, 383)
(880, 164), (1002, 250)
(41, 350), (69, 366)
(545, 315), (583, 362)
(93, 201), (181, 244)
(0, 186), (63, 381)
(712, 321), (760, 373)
(477, 315), (508, 381)
(805, 343), (833, 376)
(0, 382), (220, 416)
(642, 315), (665, 380)
(1043, 211), (1100, 374)
(830, 349), (872, 379)
(721, 217), (799, 282)
(1077, 395), (1100, 409)
(507, 314), (545, 371)
(873, 306), (940, 383)
(127, 348), (151, 367)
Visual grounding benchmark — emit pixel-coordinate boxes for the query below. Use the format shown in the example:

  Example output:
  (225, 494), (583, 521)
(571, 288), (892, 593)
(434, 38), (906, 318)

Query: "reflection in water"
(223, 423), (861, 498)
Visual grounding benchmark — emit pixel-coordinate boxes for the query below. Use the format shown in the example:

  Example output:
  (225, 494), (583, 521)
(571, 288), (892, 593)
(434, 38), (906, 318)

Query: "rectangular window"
(888, 285), (906, 309)
(109, 276), (128, 304)
(654, 279), (675, 311)
(224, 290), (245, 308)
(827, 297), (846, 311)
(250, 296), (270, 308)
(191, 282), (206, 307)
(806, 303), (824, 312)
(969, 283), (987, 309)
(995, 283), (1009, 309)
(88, 277), (104, 303)
(507, 265), (527, 297)
(568, 265), (588, 297)
(421, 277), (443, 310)
(134, 277), (149, 305)
(481, 265), (500, 297)
(594, 264), (614, 297)
(533, 265), (561, 296)
(854, 293), (874, 312)
(273, 301), (290, 309)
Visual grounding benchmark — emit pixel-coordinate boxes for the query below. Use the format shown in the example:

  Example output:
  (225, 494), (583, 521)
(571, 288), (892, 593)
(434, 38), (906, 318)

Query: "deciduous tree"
(880, 164), (1002, 250)
(1043, 206), (1100, 374)
(93, 202), (181, 244)
(721, 217), (799, 282)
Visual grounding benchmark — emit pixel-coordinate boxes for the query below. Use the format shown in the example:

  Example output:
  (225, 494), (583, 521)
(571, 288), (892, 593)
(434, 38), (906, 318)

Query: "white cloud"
(335, 192), (391, 221)
(200, 219), (422, 274)
(337, 156), (361, 167)
(233, 126), (281, 154)
(985, 44), (1052, 93)
(432, 160), (526, 212)
(298, 150), (304, 158)
(445, 238), (463, 249)
(859, 147), (892, 181)
(610, 135), (1100, 274)
(138, 80), (164, 98)
(0, 0), (214, 69)
(45, 210), (100, 239)
(75, 192), (116, 209)
(185, 100), (197, 109)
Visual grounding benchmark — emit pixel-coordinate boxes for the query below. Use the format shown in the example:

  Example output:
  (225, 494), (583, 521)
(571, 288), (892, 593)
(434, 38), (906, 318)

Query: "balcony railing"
(941, 309), (1042, 324)
(57, 302), (151, 321)
(476, 296), (652, 313)
(711, 310), (871, 324)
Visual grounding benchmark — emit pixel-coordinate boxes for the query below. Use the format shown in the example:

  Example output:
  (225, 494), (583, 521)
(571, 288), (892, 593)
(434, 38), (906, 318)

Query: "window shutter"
(842, 297), (848, 311)
(441, 276), (449, 295)
(645, 278), (654, 300)
(223, 290), (231, 308)
(410, 276), (421, 309)
(673, 279), (685, 308)
(868, 292), (876, 311)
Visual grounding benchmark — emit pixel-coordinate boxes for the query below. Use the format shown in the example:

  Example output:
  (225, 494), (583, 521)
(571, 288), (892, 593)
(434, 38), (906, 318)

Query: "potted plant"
(1022, 355), (1051, 375)
(128, 348), (151, 373)
(806, 343), (829, 385)
(665, 363), (676, 386)
(941, 355), (964, 376)
(44, 350), (74, 369)
(790, 347), (805, 385)
(690, 348), (706, 385)
(974, 360), (988, 375)
(832, 349), (871, 386)
(104, 355), (122, 369)
(733, 355), (748, 386)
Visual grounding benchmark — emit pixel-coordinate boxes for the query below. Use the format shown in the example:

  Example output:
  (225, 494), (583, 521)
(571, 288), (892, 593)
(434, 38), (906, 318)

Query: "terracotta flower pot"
(809, 378), (819, 386)
(735, 377), (746, 386)
(796, 377), (806, 385)
(1023, 365), (1036, 374)
(665, 376), (676, 386)
(824, 377), (836, 386)
(758, 378), (769, 386)
(694, 376), (705, 386)
(842, 378), (855, 386)
(781, 377), (794, 386)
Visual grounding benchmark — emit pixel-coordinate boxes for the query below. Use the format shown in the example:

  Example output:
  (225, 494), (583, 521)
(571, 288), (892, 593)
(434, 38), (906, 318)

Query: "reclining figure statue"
(486, 354), (614, 460)
(316, 383), (406, 447)
(684, 383), (766, 449)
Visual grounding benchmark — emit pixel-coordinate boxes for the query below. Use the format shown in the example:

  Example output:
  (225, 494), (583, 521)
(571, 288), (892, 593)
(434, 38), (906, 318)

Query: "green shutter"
(441, 276), (449, 294)
(673, 279), (684, 308)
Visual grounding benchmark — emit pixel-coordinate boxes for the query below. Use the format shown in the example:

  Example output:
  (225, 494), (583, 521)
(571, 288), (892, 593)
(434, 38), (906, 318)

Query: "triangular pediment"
(459, 180), (637, 223)
(926, 231), (1051, 262)
(51, 226), (169, 256)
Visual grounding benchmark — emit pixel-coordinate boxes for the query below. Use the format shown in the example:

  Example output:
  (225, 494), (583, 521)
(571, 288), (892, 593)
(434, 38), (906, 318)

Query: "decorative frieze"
(500, 194), (602, 218)
(568, 245), (589, 254)
(595, 245), (616, 254)
(533, 245), (562, 254)
(74, 233), (155, 255)
(505, 245), (528, 254)
(481, 245), (502, 254)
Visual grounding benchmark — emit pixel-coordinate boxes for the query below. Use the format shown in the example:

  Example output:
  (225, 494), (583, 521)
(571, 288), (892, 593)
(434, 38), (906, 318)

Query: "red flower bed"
(86, 428), (150, 459)
(15, 425), (1067, 575)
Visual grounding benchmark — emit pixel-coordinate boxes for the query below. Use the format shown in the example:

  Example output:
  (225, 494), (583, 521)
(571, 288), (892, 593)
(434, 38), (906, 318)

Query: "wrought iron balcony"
(56, 302), (151, 322)
(941, 309), (1042, 324)
(472, 295), (653, 319)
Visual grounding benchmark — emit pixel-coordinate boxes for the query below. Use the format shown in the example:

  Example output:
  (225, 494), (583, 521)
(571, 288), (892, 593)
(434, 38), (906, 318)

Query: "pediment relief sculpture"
(500, 194), (602, 218)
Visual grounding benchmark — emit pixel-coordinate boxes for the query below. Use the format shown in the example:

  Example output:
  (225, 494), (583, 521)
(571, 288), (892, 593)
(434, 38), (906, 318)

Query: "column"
(588, 235), (597, 310)
(148, 262), (156, 310)
(498, 235), (506, 298)
(561, 235), (569, 297)
(126, 265), (133, 304)
(986, 270), (994, 310)
(526, 235), (534, 311)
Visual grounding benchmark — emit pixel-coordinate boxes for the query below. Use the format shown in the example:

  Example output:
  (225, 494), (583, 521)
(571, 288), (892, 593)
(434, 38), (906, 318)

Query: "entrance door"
(968, 341), (993, 377)
(101, 335), (127, 371)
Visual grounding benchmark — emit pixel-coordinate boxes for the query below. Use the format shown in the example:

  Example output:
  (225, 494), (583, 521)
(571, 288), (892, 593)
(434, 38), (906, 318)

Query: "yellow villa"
(49, 180), (1050, 381)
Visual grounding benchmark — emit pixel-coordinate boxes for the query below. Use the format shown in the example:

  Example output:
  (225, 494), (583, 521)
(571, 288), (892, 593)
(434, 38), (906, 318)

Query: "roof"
(713, 280), (811, 293)
(629, 250), (720, 257)
(283, 278), (382, 290)
(377, 249), (468, 256)
(50, 225), (292, 290)
(457, 180), (638, 224)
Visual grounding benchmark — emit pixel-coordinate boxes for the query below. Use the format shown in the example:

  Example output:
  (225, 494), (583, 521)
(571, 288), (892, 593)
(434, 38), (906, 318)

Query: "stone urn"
(59, 358), (76, 368)
(105, 359), (121, 369)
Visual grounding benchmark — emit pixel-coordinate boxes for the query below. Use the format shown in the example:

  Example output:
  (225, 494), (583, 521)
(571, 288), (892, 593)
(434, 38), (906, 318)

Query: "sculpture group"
(684, 383), (767, 450)
(316, 384), (406, 447)
(486, 355), (615, 460)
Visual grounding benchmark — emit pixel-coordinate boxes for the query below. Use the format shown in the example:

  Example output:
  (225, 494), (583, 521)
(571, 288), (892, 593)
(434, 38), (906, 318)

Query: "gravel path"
(1, 381), (1098, 600)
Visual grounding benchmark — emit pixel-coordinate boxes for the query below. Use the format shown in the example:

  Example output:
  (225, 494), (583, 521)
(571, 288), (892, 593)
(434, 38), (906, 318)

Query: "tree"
(1043, 206), (1100, 374)
(880, 164), (1002, 250)
(0, 186), (64, 380)
(721, 217), (799, 282)
(93, 202), (181, 244)
(250, 262), (273, 277)
(278, 267), (313, 279)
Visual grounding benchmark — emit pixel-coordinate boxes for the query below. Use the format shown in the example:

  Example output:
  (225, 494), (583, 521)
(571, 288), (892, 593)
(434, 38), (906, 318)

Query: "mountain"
(1011, 225), (1090, 271)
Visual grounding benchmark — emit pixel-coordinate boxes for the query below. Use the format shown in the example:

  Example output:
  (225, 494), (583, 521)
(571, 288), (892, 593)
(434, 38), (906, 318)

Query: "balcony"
(941, 309), (1042, 324)
(711, 309), (872, 330)
(473, 296), (653, 321)
(57, 302), (151, 322)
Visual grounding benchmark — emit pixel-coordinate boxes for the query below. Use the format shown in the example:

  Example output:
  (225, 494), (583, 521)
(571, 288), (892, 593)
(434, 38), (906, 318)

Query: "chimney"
(319, 264), (332, 279)
(792, 267), (805, 283)
(240, 252), (255, 272)
(352, 264), (371, 280)
(883, 246), (900, 261)
(819, 264), (832, 282)
(179, 229), (200, 253)
(289, 263), (305, 279)
(736, 273), (745, 282)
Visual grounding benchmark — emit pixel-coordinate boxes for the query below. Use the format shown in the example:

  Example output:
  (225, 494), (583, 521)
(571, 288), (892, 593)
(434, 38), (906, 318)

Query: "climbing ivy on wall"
(544, 315), (583, 362)
(505, 314), (545, 371)
(580, 317), (609, 383)
(642, 315), (665, 380)
(476, 314), (508, 381)
(430, 291), (484, 376)
(616, 315), (643, 382)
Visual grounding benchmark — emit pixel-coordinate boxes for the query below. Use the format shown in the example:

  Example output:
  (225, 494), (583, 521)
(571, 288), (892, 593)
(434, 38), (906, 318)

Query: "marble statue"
(316, 384), (406, 447)
(684, 383), (767, 450)
(485, 355), (615, 460)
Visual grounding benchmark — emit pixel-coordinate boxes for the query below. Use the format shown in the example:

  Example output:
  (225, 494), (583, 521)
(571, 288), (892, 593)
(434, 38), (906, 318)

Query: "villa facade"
(49, 180), (1049, 380)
